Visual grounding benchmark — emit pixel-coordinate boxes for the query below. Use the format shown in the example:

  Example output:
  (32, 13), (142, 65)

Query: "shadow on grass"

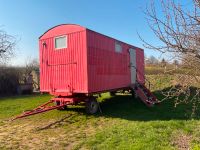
(98, 94), (193, 121)
(30, 87), (200, 131)
(5, 88), (200, 125)
(63, 88), (200, 121)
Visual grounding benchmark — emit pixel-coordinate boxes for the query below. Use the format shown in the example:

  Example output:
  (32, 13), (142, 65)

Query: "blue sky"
(0, 0), (192, 66)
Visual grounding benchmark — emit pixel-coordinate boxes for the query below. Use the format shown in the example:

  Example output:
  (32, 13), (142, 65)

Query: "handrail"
(130, 65), (151, 90)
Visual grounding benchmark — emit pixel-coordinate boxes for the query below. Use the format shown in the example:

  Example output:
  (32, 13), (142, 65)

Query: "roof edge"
(39, 24), (143, 50)
(39, 24), (86, 39)
(86, 29), (144, 51)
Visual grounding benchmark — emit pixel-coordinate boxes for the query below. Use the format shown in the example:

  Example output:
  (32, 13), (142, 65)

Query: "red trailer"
(14, 24), (159, 120)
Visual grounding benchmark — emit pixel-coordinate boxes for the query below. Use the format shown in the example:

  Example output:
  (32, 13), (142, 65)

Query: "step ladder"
(130, 65), (160, 107)
(135, 82), (160, 107)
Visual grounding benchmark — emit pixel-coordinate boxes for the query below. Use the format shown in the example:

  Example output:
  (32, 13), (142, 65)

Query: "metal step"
(135, 83), (160, 107)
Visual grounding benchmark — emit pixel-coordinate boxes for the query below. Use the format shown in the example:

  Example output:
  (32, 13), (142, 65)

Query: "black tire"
(110, 91), (116, 96)
(56, 101), (67, 110)
(85, 97), (99, 114)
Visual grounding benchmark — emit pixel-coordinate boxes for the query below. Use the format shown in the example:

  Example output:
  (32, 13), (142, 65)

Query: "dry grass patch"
(0, 113), (111, 150)
(172, 131), (192, 150)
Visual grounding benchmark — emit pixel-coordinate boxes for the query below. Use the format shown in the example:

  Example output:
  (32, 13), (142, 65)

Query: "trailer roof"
(39, 24), (143, 51)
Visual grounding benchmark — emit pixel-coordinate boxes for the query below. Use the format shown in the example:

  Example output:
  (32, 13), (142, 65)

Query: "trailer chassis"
(12, 96), (100, 121)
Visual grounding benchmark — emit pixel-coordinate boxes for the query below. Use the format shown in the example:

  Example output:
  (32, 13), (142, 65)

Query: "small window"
(115, 42), (122, 53)
(55, 36), (67, 49)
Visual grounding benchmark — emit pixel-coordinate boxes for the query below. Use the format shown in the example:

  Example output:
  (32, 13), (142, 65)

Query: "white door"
(129, 48), (136, 84)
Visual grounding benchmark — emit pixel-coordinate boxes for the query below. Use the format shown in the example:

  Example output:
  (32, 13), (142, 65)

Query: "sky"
(0, 0), (193, 66)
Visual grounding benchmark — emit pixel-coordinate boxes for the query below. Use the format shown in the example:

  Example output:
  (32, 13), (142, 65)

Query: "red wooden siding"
(39, 25), (88, 95)
(87, 30), (131, 93)
(136, 49), (145, 84)
(39, 24), (145, 96)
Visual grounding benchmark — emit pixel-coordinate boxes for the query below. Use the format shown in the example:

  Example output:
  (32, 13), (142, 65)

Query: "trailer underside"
(12, 81), (160, 121)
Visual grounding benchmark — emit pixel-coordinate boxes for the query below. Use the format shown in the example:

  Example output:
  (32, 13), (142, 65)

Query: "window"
(55, 36), (67, 49)
(115, 42), (122, 53)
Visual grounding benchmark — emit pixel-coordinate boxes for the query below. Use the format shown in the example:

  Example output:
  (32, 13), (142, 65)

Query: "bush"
(0, 67), (20, 95)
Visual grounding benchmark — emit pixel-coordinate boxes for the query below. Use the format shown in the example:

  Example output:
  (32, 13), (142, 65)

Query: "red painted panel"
(86, 30), (144, 93)
(39, 25), (88, 95)
(136, 49), (145, 84)
(39, 24), (145, 96)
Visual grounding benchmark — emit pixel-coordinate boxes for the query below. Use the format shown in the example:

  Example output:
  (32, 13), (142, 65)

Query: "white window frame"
(54, 35), (67, 50)
(115, 41), (122, 53)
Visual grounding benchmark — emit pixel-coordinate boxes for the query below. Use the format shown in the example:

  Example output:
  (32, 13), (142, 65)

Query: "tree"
(140, 0), (200, 114)
(0, 29), (16, 64)
(149, 55), (159, 65)
(173, 60), (179, 69)
(141, 0), (200, 60)
(24, 57), (39, 90)
(161, 58), (167, 68)
(24, 57), (39, 75)
(145, 55), (159, 65)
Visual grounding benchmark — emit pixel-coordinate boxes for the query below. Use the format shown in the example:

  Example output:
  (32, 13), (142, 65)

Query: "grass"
(0, 75), (200, 149)
(145, 66), (191, 75)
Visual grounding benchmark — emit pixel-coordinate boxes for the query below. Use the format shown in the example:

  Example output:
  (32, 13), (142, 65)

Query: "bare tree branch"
(0, 29), (16, 64)
(141, 0), (200, 115)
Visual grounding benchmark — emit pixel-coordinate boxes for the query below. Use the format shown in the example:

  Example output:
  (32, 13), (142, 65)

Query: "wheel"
(85, 97), (99, 114)
(110, 91), (116, 96)
(55, 101), (67, 110)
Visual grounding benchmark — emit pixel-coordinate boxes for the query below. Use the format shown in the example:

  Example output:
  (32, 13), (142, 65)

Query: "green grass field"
(0, 75), (200, 149)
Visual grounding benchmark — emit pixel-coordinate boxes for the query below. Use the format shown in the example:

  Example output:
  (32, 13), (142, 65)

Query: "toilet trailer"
(14, 24), (159, 120)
